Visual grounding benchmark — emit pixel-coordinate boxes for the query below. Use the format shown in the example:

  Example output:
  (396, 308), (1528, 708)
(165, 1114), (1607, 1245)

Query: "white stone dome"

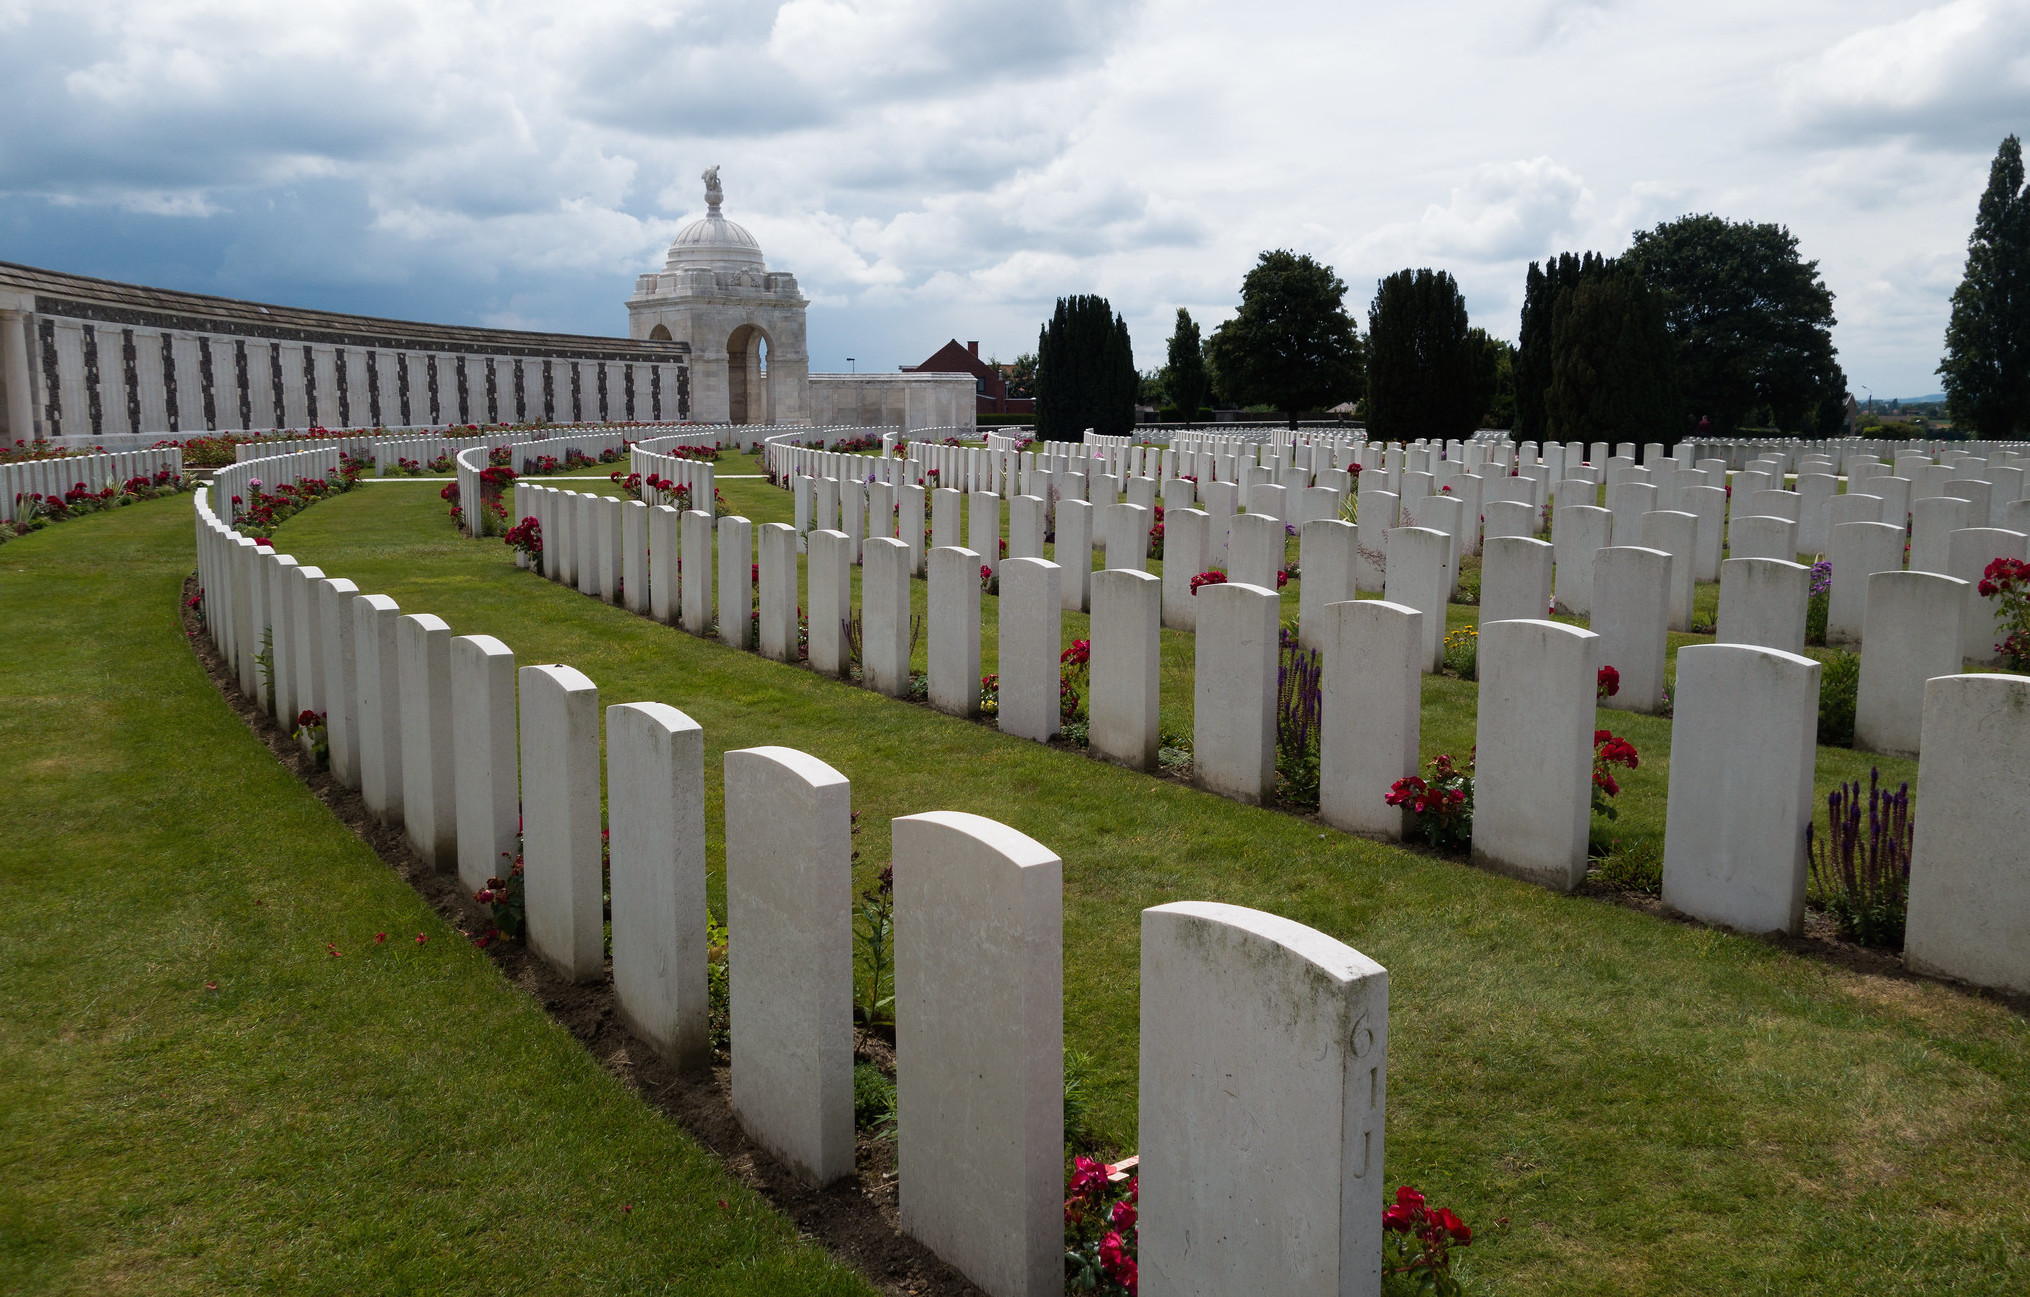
(664, 167), (766, 272)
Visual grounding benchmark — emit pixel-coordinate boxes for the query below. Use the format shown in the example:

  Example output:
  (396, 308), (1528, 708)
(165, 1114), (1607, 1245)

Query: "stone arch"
(647, 323), (672, 342)
(727, 322), (773, 425)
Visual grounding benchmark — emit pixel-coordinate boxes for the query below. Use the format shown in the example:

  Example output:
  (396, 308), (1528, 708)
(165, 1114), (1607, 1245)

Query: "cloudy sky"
(3, 0), (2026, 397)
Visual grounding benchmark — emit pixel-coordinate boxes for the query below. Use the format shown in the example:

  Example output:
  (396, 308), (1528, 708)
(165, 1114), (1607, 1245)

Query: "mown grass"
(0, 494), (874, 1296)
(257, 478), (2030, 1294)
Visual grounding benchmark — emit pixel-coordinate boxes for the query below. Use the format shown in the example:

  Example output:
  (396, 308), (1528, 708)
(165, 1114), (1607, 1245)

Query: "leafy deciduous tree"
(1628, 214), (1843, 434)
(1205, 250), (1364, 428)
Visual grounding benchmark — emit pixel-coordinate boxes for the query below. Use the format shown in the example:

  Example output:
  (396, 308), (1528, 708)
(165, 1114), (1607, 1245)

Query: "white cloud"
(0, 0), (2006, 392)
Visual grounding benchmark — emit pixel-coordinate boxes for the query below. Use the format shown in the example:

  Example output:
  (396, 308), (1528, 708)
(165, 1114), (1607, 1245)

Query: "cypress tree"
(1515, 251), (1605, 439)
(1544, 264), (1680, 445)
(1035, 295), (1137, 440)
(1364, 268), (1479, 442)
(1940, 135), (2030, 438)
(1164, 308), (1208, 424)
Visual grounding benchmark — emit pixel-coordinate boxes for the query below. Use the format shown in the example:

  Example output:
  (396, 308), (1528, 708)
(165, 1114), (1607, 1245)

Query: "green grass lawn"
(247, 477), (2030, 1294)
(0, 494), (874, 1297)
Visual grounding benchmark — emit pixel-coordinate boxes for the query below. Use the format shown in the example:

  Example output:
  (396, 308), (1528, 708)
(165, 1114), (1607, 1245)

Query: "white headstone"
(1139, 901), (1386, 1297)
(863, 537), (914, 697)
(1162, 508), (1208, 632)
(1319, 599), (1421, 840)
(1825, 520), (1905, 646)
(725, 745), (855, 1186)
(518, 663), (604, 982)
(1904, 672), (2030, 995)
(1640, 510), (1699, 632)
(317, 577), (363, 788)
(998, 557), (1061, 742)
(1551, 503), (1611, 616)
(1090, 569), (1162, 770)
(894, 812), (1063, 1297)
(1473, 617), (1600, 891)
(1297, 519), (1357, 651)
(1728, 514), (1799, 564)
(717, 515), (753, 649)
(607, 701), (710, 1069)
(1193, 582), (1280, 804)
(451, 633), (518, 894)
(354, 593), (405, 826)
(757, 522), (799, 662)
(1661, 644), (1820, 935)
(806, 529), (852, 678)
(1384, 526), (1452, 673)
(1481, 535), (1554, 626)
(1948, 527), (2030, 662)
(1855, 570), (1968, 756)
(1717, 557), (1809, 655)
(1055, 498), (1093, 613)
(928, 546), (983, 717)
(1593, 547), (1672, 713)
(680, 509), (714, 634)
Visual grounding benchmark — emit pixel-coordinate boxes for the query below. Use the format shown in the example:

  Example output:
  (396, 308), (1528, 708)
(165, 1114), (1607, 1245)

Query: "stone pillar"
(607, 701), (710, 1069)
(717, 515), (753, 649)
(1855, 570), (1968, 756)
(518, 663), (605, 983)
(1320, 599), (1421, 840)
(1660, 643), (1819, 935)
(1593, 546), (1672, 713)
(1090, 569), (1162, 770)
(354, 594), (405, 827)
(863, 537), (914, 697)
(1056, 499), (1093, 613)
(451, 633), (519, 895)
(318, 578), (363, 789)
(1383, 526), (1452, 673)
(1826, 520), (1906, 646)
(725, 745), (855, 1187)
(928, 546), (982, 716)
(1138, 901), (1386, 1297)
(894, 812), (1063, 1297)
(1904, 672), (2030, 995)
(1473, 617), (1600, 892)
(0, 310), (34, 442)
(1716, 557), (1808, 656)
(1193, 581), (1280, 804)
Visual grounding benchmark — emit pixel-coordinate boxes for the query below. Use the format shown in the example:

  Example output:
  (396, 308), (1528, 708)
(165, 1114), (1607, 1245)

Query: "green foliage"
(1594, 838), (1664, 895)
(1471, 328), (1516, 430)
(1006, 350), (1038, 399)
(852, 1063), (897, 1139)
(1628, 213), (1845, 434)
(1164, 308), (1209, 426)
(1205, 250), (1364, 425)
(1365, 268), (1481, 442)
(1940, 135), (2030, 438)
(853, 866), (895, 1026)
(708, 907), (731, 1053)
(1806, 590), (1829, 647)
(1515, 252), (1607, 439)
(1545, 263), (1681, 445)
(1063, 1046), (1104, 1154)
(1036, 296), (1136, 441)
(1817, 650), (1860, 748)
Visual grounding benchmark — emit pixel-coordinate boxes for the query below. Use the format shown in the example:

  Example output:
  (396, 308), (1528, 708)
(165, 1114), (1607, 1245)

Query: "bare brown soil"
(180, 577), (983, 1297)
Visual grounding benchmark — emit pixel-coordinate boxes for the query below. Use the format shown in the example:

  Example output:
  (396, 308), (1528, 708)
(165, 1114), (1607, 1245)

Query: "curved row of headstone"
(2, 446), (183, 523)
(189, 478), (1398, 1297)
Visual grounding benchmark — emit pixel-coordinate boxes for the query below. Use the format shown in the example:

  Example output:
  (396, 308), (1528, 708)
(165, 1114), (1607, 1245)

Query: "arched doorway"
(648, 324), (672, 341)
(727, 323), (772, 424)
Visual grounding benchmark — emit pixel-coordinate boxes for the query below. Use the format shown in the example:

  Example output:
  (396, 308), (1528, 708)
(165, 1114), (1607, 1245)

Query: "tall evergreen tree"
(1470, 327), (1516, 429)
(1164, 308), (1208, 423)
(1035, 295), (1136, 440)
(1204, 250), (1364, 428)
(1544, 263), (1681, 445)
(1515, 251), (1606, 439)
(1364, 268), (1479, 442)
(1629, 214), (1841, 432)
(1940, 135), (2030, 438)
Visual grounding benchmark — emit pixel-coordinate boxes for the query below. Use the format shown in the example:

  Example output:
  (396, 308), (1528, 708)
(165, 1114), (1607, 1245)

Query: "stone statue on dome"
(702, 165), (723, 213)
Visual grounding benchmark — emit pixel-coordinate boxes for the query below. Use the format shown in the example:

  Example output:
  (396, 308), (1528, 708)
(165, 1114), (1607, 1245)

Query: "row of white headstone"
(514, 472), (2030, 1001)
(1, 446), (184, 522)
(190, 467), (1405, 1297)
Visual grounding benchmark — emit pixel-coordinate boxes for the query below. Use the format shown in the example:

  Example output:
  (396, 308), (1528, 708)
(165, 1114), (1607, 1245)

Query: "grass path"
(0, 495), (873, 1296)
(260, 481), (2030, 1294)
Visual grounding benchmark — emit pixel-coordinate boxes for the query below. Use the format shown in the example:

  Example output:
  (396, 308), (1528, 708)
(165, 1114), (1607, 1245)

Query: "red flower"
(415, 933), (428, 945)
(1597, 664), (1621, 698)
(374, 932), (387, 944)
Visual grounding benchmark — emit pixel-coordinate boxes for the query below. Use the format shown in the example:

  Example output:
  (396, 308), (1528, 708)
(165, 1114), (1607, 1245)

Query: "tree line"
(1031, 214), (1859, 445)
